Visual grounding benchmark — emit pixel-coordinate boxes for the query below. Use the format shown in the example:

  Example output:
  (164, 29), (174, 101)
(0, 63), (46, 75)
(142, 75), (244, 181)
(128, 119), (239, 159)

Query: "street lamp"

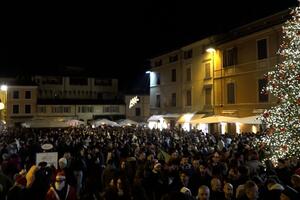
(1, 85), (7, 91)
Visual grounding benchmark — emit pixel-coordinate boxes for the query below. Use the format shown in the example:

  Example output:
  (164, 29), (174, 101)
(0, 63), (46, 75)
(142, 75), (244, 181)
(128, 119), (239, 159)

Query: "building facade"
(149, 10), (289, 133)
(125, 95), (149, 122)
(5, 85), (38, 125)
(32, 76), (118, 100)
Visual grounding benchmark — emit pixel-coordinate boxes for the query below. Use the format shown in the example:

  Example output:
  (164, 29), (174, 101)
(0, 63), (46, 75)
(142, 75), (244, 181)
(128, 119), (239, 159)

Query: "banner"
(36, 152), (58, 169)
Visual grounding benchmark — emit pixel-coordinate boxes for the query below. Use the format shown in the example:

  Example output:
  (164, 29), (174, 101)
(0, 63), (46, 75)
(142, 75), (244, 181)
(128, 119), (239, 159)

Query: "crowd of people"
(0, 125), (299, 200)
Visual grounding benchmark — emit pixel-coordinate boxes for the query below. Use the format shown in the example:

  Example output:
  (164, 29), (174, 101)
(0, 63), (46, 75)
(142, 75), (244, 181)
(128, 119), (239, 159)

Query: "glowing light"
(0, 85), (7, 91)
(221, 122), (226, 134)
(129, 96), (140, 109)
(236, 122), (242, 134)
(206, 47), (216, 53)
(0, 103), (4, 110)
(252, 125), (258, 133)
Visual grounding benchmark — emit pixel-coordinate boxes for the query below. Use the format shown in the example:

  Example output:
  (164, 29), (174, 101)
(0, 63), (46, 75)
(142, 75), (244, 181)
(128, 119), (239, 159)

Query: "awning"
(191, 115), (239, 124)
(147, 115), (164, 122)
(233, 115), (262, 124)
(163, 114), (181, 119)
(177, 113), (205, 123)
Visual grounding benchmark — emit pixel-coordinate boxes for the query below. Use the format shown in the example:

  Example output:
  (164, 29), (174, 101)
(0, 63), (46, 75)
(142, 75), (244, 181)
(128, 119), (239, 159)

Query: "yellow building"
(149, 9), (289, 133)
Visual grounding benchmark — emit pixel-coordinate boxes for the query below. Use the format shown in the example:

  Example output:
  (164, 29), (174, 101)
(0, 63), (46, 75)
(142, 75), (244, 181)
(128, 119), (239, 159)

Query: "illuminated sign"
(129, 96), (139, 109)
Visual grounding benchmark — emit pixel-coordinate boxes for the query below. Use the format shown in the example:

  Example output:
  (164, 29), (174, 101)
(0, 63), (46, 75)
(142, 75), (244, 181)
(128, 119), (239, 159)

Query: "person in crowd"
(45, 171), (77, 200)
(6, 174), (28, 200)
(223, 182), (235, 200)
(239, 180), (260, 200)
(196, 185), (210, 200)
(280, 185), (299, 200)
(210, 177), (223, 200)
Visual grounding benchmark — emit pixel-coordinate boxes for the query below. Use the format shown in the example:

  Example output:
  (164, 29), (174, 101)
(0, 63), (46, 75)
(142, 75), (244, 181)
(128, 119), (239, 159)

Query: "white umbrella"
(22, 119), (69, 128)
(92, 118), (120, 127)
(66, 119), (85, 127)
(117, 119), (138, 126)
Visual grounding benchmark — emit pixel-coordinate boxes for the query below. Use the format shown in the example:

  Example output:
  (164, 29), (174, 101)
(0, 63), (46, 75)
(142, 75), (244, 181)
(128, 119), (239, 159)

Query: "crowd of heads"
(0, 125), (299, 200)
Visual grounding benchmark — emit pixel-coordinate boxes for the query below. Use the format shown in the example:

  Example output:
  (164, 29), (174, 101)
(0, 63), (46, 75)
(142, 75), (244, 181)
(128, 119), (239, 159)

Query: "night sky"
(0, 0), (297, 92)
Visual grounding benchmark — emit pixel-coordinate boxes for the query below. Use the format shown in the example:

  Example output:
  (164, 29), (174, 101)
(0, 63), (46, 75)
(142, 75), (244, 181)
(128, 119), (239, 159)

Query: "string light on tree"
(259, 4), (300, 165)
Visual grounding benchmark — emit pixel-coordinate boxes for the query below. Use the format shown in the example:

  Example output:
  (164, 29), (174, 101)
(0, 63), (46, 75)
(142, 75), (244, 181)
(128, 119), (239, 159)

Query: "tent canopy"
(117, 119), (138, 126)
(22, 118), (69, 128)
(147, 115), (164, 122)
(191, 115), (239, 124)
(233, 115), (262, 124)
(92, 118), (120, 127)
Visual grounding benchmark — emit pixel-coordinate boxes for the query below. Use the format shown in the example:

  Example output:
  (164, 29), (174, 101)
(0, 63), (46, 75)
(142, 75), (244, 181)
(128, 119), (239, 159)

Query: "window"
(156, 73), (160, 85)
(186, 90), (191, 106)
(258, 79), (268, 102)
(227, 83), (235, 104)
(52, 106), (63, 113)
(171, 69), (176, 82)
(205, 63), (211, 78)
(94, 79), (112, 86)
(63, 107), (71, 113)
(135, 108), (141, 116)
(13, 105), (19, 114)
(154, 60), (162, 67)
(186, 68), (191, 81)
(223, 47), (237, 67)
(205, 88), (212, 105)
(169, 55), (178, 63)
(69, 77), (88, 85)
(171, 93), (176, 107)
(37, 106), (46, 113)
(257, 39), (267, 60)
(156, 95), (160, 107)
(13, 91), (19, 99)
(79, 106), (94, 113)
(25, 105), (31, 114)
(183, 49), (193, 59)
(25, 91), (31, 99)
(103, 106), (119, 113)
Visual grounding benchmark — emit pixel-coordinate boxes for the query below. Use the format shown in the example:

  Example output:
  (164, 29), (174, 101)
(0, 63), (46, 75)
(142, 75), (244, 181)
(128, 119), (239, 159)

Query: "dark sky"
(0, 0), (297, 92)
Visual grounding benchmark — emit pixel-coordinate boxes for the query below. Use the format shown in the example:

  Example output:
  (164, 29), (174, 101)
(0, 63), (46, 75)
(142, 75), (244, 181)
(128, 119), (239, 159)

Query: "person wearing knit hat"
(45, 171), (77, 200)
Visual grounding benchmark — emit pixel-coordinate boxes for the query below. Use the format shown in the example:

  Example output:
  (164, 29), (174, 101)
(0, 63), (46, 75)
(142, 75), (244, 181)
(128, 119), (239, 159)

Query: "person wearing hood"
(265, 178), (284, 200)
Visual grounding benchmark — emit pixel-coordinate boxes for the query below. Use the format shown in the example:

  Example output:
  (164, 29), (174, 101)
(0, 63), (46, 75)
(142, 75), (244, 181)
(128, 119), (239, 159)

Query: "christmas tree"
(261, 5), (300, 164)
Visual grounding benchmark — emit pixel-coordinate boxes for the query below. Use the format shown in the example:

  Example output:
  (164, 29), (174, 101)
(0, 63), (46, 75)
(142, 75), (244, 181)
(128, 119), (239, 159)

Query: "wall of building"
(125, 95), (149, 122)
(6, 86), (38, 125)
